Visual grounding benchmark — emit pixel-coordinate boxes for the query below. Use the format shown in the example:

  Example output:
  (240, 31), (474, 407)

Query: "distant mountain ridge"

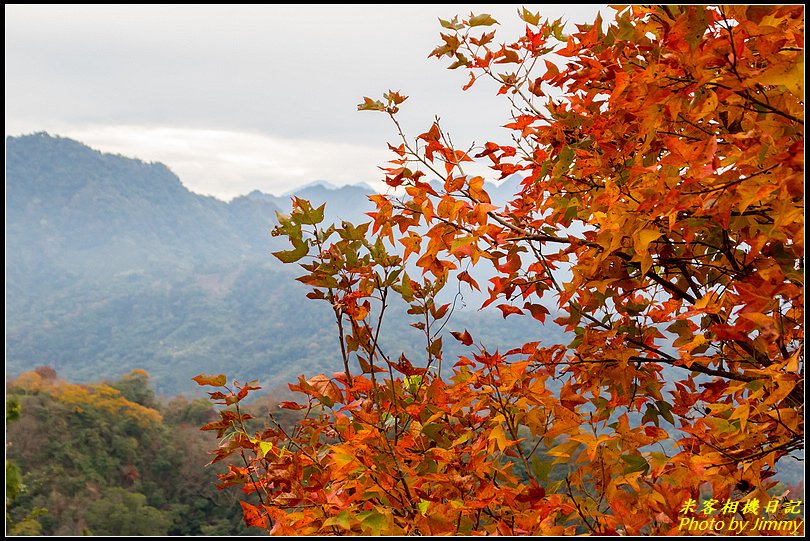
(239, 183), (375, 225)
(281, 179), (375, 196)
(5, 133), (556, 394)
(8, 134), (273, 276)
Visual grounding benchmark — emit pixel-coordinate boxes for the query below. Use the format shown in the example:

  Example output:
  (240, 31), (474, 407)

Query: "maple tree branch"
(719, 229), (743, 275)
(709, 84), (804, 125)
(503, 232), (576, 244)
(662, 237), (704, 300)
(565, 476), (597, 534)
(718, 7), (744, 85)
(311, 228), (355, 387)
(475, 56), (549, 121)
(663, 75), (804, 125)
(752, 406), (804, 439)
(658, 130), (703, 142)
(733, 89), (804, 125)
(266, 413), (323, 471)
(614, 252), (698, 304)
(707, 438), (803, 469)
(507, 225), (791, 390)
(492, 365), (536, 483)
(682, 164), (779, 195)
(693, 433), (747, 464)
(229, 395), (271, 504)
(528, 242), (564, 294)
(568, 355), (757, 383)
(573, 310), (766, 384)
(363, 276), (391, 400)
(676, 113), (717, 137)
(387, 111), (450, 184)
(424, 302), (436, 371)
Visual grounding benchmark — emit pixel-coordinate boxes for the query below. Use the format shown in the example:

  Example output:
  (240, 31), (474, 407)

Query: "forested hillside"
(5, 368), (259, 535)
(6, 133), (554, 394)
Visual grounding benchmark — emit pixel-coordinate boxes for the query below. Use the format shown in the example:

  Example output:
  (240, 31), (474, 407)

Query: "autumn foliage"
(199, 6), (803, 535)
(13, 368), (163, 428)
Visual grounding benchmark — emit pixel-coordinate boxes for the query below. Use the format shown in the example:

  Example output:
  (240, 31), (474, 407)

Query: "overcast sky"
(5, 4), (608, 200)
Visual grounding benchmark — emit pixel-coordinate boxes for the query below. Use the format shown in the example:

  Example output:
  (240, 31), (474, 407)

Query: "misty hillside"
(5, 133), (561, 394)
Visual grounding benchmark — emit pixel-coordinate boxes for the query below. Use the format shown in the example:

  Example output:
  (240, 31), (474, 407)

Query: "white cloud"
(48, 125), (394, 200)
(6, 4), (612, 199)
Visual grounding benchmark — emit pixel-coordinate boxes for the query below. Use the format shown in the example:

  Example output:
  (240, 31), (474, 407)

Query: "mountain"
(238, 181), (375, 225)
(281, 179), (374, 195)
(5, 133), (561, 395)
(7, 134), (280, 279)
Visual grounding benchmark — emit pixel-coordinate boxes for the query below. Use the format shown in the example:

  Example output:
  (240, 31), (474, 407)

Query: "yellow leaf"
(785, 350), (800, 373)
(696, 90), (719, 118)
(256, 441), (273, 458)
(763, 379), (797, 406)
(330, 446), (358, 469)
(759, 53), (804, 96)
(680, 333), (707, 353)
(633, 228), (661, 275)
(767, 408), (800, 432)
(450, 431), (472, 447)
(694, 291), (719, 311)
(634, 229), (661, 254)
(488, 423), (509, 452)
(546, 439), (581, 462)
(417, 500), (430, 515)
(730, 403), (750, 431)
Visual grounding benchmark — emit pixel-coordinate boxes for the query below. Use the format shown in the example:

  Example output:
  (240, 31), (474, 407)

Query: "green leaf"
(428, 336), (443, 359)
(531, 456), (554, 482)
(563, 204), (579, 223)
(323, 510), (353, 531)
(448, 53), (471, 70)
(547, 479), (564, 493)
(338, 221), (370, 241)
(394, 273), (414, 301)
(192, 374), (226, 387)
(380, 411), (396, 430)
(300, 202), (325, 225)
(357, 510), (388, 535)
(451, 431), (471, 447)
(274, 211), (293, 232)
(655, 400), (675, 425)
(642, 404), (660, 427)
(551, 17), (568, 41)
(519, 7), (541, 26)
(417, 499), (430, 515)
(422, 422), (450, 447)
(469, 13), (498, 27)
(620, 453), (650, 475)
(554, 145), (575, 179)
(357, 97), (385, 111)
(439, 16), (463, 30)
(404, 375), (422, 391)
(272, 239), (308, 263)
